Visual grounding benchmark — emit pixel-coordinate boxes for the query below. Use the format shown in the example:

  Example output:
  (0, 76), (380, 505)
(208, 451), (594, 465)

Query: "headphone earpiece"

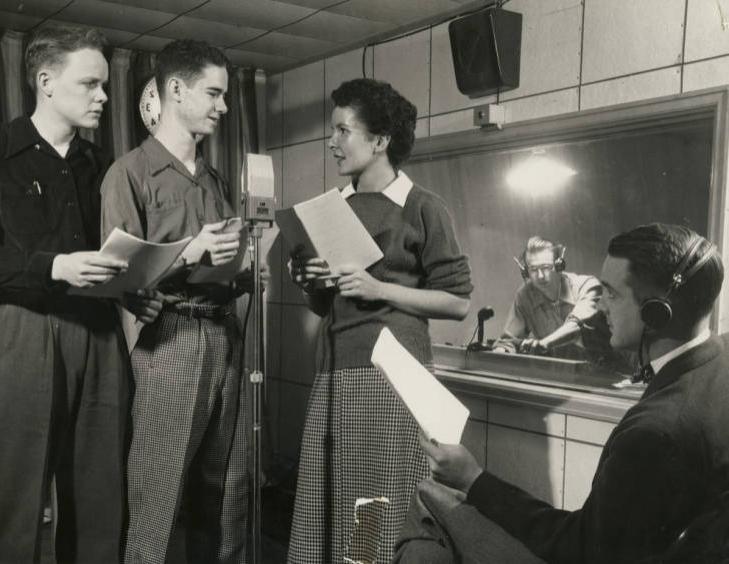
(554, 245), (567, 272)
(639, 235), (714, 331)
(513, 255), (529, 280)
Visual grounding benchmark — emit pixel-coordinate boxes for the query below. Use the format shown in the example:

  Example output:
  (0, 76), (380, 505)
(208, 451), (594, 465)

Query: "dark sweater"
(316, 183), (472, 370)
(466, 334), (729, 564)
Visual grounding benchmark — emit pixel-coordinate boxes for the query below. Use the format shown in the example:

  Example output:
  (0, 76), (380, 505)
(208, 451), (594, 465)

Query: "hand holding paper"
(370, 327), (470, 445)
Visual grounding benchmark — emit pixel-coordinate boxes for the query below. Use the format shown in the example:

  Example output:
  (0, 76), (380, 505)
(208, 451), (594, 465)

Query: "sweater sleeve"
(418, 193), (473, 298)
(466, 424), (689, 564)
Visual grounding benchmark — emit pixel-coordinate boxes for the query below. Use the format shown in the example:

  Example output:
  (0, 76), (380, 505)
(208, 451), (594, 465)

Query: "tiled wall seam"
(679, 0), (689, 93)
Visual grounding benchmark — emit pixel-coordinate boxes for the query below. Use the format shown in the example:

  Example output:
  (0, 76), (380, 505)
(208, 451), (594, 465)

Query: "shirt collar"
(3, 116), (82, 159)
(339, 170), (413, 207)
(141, 135), (209, 179)
(650, 328), (711, 375)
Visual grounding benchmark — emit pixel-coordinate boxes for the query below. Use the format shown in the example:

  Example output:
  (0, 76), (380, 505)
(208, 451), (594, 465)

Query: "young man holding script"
(101, 39), (250, 564)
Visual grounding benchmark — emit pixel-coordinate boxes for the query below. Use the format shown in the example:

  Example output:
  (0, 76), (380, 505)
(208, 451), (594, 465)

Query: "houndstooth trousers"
(124, 306), (248, 564)
(287, 366), (428, 564)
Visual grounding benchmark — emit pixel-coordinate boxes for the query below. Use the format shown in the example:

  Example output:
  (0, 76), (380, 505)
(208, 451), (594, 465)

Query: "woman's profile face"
(328, 105), (380, 177)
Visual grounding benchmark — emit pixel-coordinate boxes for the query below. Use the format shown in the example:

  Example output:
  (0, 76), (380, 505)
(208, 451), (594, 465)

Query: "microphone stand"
(246, 221), (269, 564)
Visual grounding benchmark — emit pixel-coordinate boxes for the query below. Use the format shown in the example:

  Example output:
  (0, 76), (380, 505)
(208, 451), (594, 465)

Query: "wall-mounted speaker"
(448, 7), (522, 98)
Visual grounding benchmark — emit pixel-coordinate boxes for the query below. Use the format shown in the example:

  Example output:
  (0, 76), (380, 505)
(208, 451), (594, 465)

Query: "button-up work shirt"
(100, 135), (236, 300)
(0, 117), (109, 298)
(502, 271), (601, 340)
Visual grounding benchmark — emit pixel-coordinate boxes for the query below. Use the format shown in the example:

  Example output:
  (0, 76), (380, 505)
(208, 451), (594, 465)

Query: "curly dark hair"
(331, 78), (417, 167)
(155, 39), (229, 101)
(608, 223), (723, 327)
(25, 25), (107, 93)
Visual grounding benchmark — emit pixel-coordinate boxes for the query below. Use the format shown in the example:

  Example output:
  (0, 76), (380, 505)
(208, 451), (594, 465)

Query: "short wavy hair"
(25, 26), (107, 93)
(155, 39), (229, 101)
(331, 78), (417, 168)
(608, 223), (723, 327)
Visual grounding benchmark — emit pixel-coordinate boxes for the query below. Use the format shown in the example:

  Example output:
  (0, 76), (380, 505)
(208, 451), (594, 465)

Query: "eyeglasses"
(527, 263), (556, 275)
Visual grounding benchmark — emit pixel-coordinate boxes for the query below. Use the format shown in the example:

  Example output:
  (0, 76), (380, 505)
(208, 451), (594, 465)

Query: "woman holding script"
(287, 78), (473, 563)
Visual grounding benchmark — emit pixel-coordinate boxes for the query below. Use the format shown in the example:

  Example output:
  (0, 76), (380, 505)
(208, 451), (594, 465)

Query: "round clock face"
(139, 77), (161, 135)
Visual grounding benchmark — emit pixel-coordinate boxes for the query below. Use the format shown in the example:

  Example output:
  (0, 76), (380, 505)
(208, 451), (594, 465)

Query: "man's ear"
(37, 70), (53, 97)
(167, 77), (184, 102)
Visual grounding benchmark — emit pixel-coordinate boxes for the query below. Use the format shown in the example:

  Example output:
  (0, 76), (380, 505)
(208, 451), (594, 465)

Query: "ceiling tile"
(190, 0), (315, 30)
(100, 0), (207, 15)
(124, 34), (172, 52)
(275, 0), (346, 9)
(153, 15), (262, 47)
(0, 0), (69, 19)
(327, 0), (463, 25)
(31, 18), (139, 45)
(0, 9), (42, 30)
(224, 47), (298, 71)
(282, 10), (390, 43)
(55, 0), (174, 34)
(234, 31), (336, 58)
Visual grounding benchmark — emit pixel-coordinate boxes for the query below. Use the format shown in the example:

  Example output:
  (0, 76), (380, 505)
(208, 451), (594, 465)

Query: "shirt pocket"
(146, 194), (190, 242)
(0, 183), (59, 236)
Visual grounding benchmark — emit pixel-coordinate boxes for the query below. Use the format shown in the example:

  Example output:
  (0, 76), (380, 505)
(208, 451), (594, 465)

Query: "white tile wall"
(283, 60), (325, 145)
(501, 0), (582, 101)
(373, 29), (431, 119)
(581, 0), (685, 83)
(580, 67), (681, 110)
(685, 0), (729, 63)
(684, 55), (729, 92)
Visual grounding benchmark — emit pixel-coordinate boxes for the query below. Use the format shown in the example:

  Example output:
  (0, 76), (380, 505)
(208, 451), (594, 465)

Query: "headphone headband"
(640, 234), (714, 330)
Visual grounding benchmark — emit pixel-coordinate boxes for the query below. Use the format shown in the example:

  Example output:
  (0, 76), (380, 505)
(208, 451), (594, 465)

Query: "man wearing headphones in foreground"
(493, 236), (603, 357)
(397, 223), (729, 563)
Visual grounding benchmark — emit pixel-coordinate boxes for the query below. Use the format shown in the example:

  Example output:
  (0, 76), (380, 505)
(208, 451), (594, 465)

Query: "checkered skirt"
(287, 366), (428, 564)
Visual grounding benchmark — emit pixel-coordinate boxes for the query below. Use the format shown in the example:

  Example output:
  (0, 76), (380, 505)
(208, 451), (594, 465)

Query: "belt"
(165, 302), (234, 320)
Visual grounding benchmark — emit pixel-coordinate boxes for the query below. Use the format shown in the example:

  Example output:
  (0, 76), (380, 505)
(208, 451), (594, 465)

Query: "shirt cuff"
(26, 251), (59, 289)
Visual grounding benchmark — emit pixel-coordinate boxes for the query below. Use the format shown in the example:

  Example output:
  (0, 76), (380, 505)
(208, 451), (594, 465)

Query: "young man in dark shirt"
(398, 223), (729, 564)
(0, 26), (129, 563)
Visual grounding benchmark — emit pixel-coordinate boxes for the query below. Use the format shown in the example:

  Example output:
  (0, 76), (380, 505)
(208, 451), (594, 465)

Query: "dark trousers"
(0, 301), (129, 564)
(394, 479), (545, 564)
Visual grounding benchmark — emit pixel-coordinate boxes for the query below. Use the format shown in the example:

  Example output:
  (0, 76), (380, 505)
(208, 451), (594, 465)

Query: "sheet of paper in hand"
(371, 327), (470, 444)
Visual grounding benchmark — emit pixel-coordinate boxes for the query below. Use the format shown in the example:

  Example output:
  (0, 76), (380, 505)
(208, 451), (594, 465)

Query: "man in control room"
(493, 235), (618, 366)
(397, 223), (729, 563)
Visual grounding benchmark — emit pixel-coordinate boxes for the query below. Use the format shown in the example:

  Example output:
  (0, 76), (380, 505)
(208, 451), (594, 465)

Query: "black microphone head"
(478, 307), (494, 321)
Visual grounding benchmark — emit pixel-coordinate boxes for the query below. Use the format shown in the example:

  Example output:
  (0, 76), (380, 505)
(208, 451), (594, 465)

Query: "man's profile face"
(525, 248), (560, 298)
(43, 48), (108, 129)
(176, 64), (228, 137)
(599, 255), (645, 350)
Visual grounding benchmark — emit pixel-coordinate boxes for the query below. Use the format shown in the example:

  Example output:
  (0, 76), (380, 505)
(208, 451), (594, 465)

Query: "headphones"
(640, 234), (715, 330)
(514, 243), (567, 280)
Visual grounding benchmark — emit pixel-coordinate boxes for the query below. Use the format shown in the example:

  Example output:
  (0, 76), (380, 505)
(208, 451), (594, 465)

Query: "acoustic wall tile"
(267, 73), (284, 149)
(280, 304), (321, 386)
(277, 380), (312, 461)
(582, 0), (685, 83)
(683, 55), (729, 92)
(489, 401), (566, 437)
(460, 395), (488, 423)
(0, 0), (70, 19)
(283, 60), (325, 145)
(429, 22), (498, 116)
(0, 11), (41, 31)
(563, 441), (602, 510)
(500, 0), (582, 101)
(580, 67), (681, 110)
(283, 10), (390, 44)
(415, 117), (430, 139)
(281, 139), (325, 215)
(324, 47), (374, 120)
(373, 28), (431, 120)
(57, 0), (174, 34)
(429, 109), (478, 136)
(461, 420), (488, 469)
(487, 425), (565, 506)
(329, 0), (469, 25)
(191, 0), (314, 31)
(153, 15), (261, 47)
(281, 140), (324, 304)
(685, 0), (729, 62)
(565, 416), (615, 446)
(503, 88), (578, 123)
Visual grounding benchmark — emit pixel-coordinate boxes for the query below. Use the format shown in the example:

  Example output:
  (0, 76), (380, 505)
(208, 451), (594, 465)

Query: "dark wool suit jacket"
(467, 334), (729, 564)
